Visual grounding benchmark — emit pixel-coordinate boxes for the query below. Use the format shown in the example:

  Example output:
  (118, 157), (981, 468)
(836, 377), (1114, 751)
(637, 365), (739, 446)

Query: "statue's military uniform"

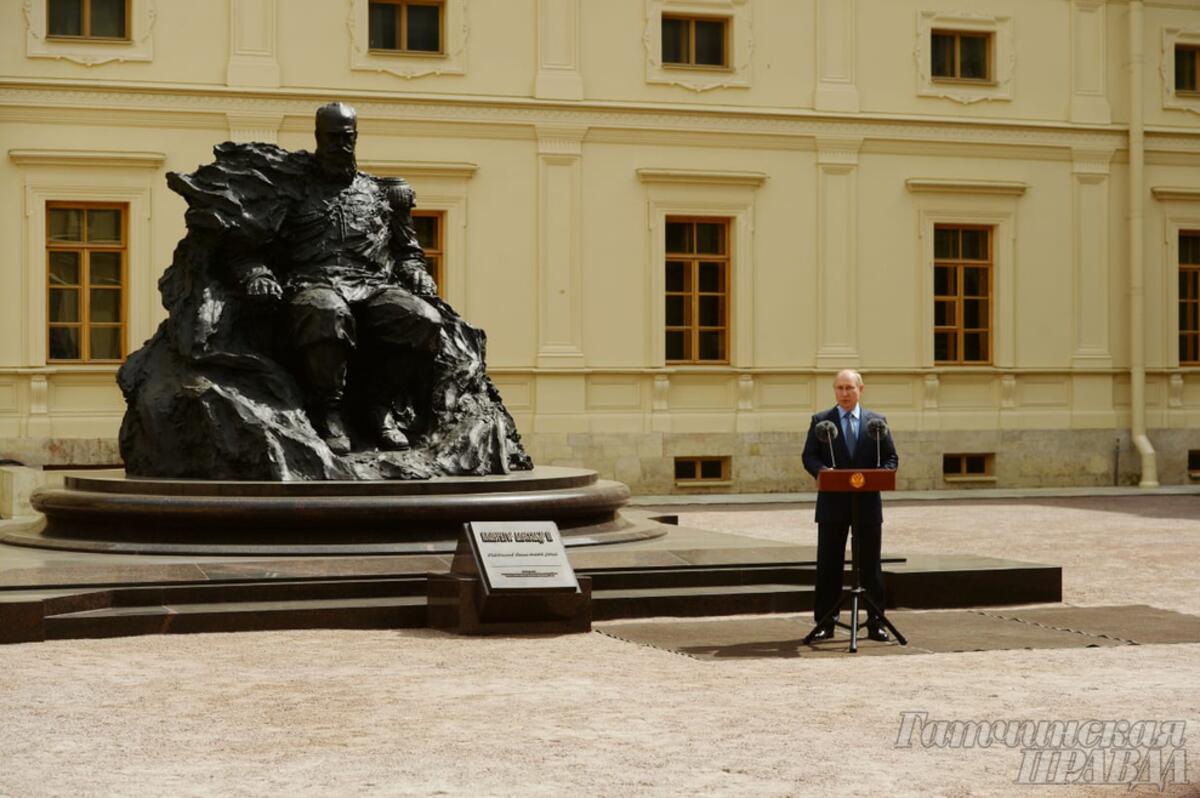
(282, 172), (441, 356)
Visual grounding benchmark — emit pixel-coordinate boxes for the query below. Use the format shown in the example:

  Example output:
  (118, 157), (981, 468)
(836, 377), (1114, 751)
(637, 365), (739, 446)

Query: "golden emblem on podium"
(849, 471), (866, 489)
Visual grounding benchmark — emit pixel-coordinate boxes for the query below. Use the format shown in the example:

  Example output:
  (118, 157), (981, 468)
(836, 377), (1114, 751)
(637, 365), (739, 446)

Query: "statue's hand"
(396, 262), (438, 297)
(411, 269), (439, 297)
(245, 274), (282, 301)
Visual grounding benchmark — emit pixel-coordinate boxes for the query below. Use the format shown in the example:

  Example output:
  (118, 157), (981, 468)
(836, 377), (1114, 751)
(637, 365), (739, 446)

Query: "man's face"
(833, 372), (863, 412)
(315, 121), (358, 178)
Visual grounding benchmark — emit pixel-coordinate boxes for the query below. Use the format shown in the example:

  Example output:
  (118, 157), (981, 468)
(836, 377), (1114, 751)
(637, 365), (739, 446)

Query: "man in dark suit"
(801, 369), (899, 641)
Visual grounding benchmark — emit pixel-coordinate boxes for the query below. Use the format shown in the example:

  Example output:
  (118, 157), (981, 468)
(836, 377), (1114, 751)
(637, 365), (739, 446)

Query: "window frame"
(674, 456), (731, 484)
(664, 216), (731, 366)
(46, 0), (131, 42)
(411, 209), (444, 296)
(1176, 44), (1200, 95)
(942, 452), (995, 481)
(367, 0), (444, 56)
(660, 13), (730, 70)
(933, 224), (994, 366)
(930, 28), (993, 84)
(45, 201), (128, 364)
(1180, 231), (1200, 365)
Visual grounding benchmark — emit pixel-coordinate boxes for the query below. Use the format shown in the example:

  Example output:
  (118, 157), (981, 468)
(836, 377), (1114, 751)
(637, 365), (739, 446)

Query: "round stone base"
(10, 466), (665, 556)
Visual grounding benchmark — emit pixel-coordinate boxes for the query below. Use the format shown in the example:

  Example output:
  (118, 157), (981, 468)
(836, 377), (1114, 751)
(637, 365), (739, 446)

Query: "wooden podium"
(805, 467), (907, 652)
(816, 468), (896, 494)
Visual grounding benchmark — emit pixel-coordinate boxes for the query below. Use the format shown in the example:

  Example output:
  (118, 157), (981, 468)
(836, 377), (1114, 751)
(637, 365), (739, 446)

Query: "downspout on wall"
(1129, 0), (1159, 487)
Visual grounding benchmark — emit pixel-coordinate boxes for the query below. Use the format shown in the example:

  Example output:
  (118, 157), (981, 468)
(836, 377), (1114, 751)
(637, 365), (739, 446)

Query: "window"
(934, 225), (992, 364)
(661, 15), (728, 68)
(943, 453), (994, 479)
(665, 217), (730, 363)
(412, 210), (443, 295)
(675, 456), (730, 483)
(1189, 450), (1200, 478)
(46, 203), (127, 362)
(368, 0), (442, 54)
(1181, 233), (1200, 364)
(931, 30), (990, 82)
(1177, 46), (1200, 94)
(47, 0), (128, 39)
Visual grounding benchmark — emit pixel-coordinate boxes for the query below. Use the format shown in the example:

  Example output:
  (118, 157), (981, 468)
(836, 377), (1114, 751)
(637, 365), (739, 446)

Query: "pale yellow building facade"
(2, 0), (1200, 494)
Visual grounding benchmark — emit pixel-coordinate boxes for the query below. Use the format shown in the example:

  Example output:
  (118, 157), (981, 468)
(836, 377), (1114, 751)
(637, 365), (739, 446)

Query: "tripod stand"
(802, 481), (908, 653)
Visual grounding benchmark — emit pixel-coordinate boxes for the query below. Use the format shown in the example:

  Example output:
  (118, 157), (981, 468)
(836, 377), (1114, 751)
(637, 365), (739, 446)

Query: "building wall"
(2, 0), (1199, 493)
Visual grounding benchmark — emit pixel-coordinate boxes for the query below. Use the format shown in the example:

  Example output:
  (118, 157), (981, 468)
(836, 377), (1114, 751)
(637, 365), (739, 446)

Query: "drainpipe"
(1129, 0), (1159, 487)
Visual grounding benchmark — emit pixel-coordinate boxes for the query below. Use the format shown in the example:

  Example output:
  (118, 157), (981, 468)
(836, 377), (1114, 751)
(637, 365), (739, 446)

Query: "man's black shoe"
(809, 625), (835, 641)
(867, 623), (889, 642)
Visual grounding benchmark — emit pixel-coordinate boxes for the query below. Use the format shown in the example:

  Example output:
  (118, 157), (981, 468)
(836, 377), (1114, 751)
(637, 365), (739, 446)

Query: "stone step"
(592, 583), (813, 621)
(583, 565), (815, 591)
(44, 596), (427, 640)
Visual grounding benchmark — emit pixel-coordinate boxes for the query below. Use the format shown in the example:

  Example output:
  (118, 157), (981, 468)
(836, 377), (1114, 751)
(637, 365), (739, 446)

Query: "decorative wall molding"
(536, 124), (587, 156)
(914, 10), (1015, 105)
(360, 160), (479, 179)
(0, 83), (1138, 154)
(905, 178), (1027, 196)
(815, 136), (862, 367)
(1153, 186), (1200, 202)
(23, 0), (157, 66)
(347, 0), (469, 79)
(535, 0), (584, 100)
(643, 0), (753, 92)
(636, 168), (767, 186)
(1160, 27), (1200, 116)
(226, 112), (284, 144)
(536, 125), (587, 368)
(814, 0), (859, 112)
(8, 149), (166, 169)
(1070, 0), (1110, 123)
(226, 0), (281, 88)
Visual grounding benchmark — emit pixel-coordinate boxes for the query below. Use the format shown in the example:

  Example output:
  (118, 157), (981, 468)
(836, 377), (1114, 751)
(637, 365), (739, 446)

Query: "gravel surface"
(0, 496), (1197, 798)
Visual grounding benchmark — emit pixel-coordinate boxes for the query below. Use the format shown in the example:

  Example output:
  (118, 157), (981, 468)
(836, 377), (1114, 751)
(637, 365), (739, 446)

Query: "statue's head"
(314, 102), (358, 181)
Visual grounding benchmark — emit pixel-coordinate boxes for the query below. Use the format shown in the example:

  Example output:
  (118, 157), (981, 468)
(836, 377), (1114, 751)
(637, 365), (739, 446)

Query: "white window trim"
(22, 181), (153, 368)
(914, 10), (1014, 105)
(643, 0), (753, 92)
(23, 0), (157, 65)
(1158, 206), (1200, 368)
(1161, 27), (1200, 116)
(913, 192), (1018, 369)
(639, 169), (764, 368)
(347, 0), (468, 79)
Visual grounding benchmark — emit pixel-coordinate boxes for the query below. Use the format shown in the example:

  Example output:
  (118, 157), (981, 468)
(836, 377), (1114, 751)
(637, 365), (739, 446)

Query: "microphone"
(815, 420), (839, 468)
(866, 418), (889, 468)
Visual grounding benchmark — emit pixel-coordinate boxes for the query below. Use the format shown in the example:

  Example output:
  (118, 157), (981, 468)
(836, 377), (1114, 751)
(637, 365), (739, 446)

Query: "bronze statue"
(117, 103), (532, 480)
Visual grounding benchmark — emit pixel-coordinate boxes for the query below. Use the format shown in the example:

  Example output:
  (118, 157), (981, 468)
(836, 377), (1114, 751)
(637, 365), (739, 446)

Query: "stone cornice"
(636, 168), (767, 187)
(905, 178), (1029, 196)
(8, 148), (166, 168)
(1151, 186), (1200, 202)
(6, 79), (1198, 154)
(359, 160), (478, 179)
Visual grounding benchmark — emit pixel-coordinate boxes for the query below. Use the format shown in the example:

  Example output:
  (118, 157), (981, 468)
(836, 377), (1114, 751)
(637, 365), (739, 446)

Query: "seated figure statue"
(117, 102), (532, 480)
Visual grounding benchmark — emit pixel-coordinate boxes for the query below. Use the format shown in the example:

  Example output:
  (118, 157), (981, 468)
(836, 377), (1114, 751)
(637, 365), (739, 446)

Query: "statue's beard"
(317, 150), (357, 181)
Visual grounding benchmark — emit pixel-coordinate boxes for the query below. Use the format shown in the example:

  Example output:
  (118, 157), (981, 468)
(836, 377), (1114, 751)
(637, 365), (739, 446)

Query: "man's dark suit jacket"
(801, 406), (899, 524)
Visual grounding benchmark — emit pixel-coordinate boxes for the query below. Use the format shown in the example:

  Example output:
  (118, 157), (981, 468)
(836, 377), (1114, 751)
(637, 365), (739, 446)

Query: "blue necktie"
(843, 412), (856, 456)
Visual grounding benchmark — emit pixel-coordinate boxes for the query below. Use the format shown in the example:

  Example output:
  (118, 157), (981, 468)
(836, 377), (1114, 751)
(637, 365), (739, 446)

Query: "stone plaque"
(462, 521), (579, 593)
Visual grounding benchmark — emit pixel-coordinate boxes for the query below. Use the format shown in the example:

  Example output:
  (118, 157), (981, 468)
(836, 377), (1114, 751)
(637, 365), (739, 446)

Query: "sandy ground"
(0, 496), (1198, 798)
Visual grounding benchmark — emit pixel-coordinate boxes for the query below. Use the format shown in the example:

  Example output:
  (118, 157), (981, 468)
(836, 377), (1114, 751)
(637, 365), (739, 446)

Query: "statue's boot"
(369, 405), (409, 451)
(313, 406), (351, 455)
(302, 341), (352, 455)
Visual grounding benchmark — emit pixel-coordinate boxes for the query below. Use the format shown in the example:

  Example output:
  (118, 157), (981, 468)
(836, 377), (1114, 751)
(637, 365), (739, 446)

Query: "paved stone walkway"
(0, 495), (1197, 797)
